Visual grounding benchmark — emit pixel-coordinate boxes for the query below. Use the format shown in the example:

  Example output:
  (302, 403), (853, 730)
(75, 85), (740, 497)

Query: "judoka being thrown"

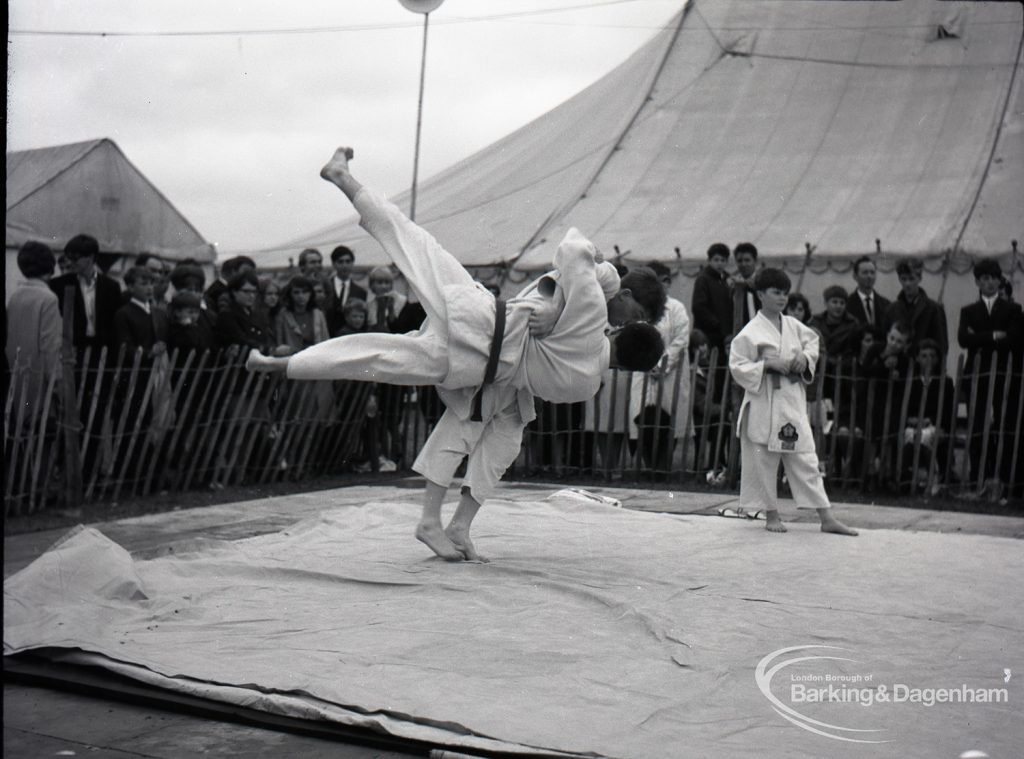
(728, 267), (858, 536)
(248, 147), (665, 561)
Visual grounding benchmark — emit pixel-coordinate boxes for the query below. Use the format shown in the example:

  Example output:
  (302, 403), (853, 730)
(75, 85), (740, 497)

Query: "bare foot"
(820, 513), (859, 536)
(445, 524), (489, 563)
(415, 522), (466, 561)
(320, 146), (355, 185)
(245, 351), (282, 373)
(765, 511), (788, 533)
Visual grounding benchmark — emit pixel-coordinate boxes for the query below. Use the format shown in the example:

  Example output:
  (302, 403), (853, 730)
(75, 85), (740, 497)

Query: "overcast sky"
(8, 0), (681, 255)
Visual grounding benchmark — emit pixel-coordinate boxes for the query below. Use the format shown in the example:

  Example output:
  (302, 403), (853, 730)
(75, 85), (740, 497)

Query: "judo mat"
(4, 493), (1022, 758)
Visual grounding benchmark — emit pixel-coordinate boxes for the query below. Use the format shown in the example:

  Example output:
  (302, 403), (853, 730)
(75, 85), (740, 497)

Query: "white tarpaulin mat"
(4, 495), (1023, 758)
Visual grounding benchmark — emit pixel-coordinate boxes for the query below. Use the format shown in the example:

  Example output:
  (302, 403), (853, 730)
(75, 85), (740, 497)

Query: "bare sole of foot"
(445, 526), (488, 563)
(821, 519), (859, 537)
(320, 146), (354, 184)
(765, 519), (788, 533)
(415, 523), (466, 561)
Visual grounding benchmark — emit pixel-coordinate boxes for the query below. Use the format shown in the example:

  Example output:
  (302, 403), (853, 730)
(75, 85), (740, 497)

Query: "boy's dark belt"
(471, 298), (507, 422)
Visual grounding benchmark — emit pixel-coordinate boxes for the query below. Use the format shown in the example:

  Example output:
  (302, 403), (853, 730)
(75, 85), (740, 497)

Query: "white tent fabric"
(6, 138), (215, 263)
(250, 0), (1022, 273)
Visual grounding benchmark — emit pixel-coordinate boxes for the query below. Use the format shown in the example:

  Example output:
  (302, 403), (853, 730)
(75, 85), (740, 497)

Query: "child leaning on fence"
(728, 268), (858, 536)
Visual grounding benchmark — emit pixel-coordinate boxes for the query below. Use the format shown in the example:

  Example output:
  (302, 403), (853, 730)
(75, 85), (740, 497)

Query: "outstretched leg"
(445, 488), (488, 563)
(416, 480), (467, 561)
(320, 145), (477, 327)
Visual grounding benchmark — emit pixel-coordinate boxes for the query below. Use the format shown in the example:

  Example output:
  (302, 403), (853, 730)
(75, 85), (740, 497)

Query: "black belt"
(471, 298), (506, 422)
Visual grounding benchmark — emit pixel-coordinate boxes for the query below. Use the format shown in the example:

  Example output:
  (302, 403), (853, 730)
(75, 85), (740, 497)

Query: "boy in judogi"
(249, 147), (665, 560)
(729, 268), (858, 535)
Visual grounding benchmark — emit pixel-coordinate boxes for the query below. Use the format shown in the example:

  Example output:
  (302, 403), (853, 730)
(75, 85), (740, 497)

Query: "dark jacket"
(50, 272), (122, 349)
(167, 317), (217, 360)
(808, 311), (861, 361)
(731, 279), (761, 335)
(885, 289), (948, 355)
(322, 277), (368, 336)
(691, 267), (733, 350)
(905, 375), (956, 434)
(846, 289), (891, 333)
(215, 303), (275, 352)
(113, 301), (168, 363)
(957, 298), (1022, 377)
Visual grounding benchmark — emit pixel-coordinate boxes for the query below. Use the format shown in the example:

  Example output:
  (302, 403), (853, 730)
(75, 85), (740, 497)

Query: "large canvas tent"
(6, 138), (215, 296)
(251, 0), (1022, 277)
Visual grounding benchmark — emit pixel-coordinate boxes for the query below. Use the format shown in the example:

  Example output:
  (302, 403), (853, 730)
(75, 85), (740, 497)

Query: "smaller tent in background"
(6, 138), (216, 299)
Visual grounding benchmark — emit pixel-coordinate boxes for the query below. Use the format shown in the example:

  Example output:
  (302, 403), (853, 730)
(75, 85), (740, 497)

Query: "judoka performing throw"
(248, 147), (665, 560)
(728, 268), (858, 536)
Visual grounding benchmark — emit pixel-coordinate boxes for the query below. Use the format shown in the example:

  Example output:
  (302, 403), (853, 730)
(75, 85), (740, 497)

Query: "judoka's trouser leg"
(355, 188), (478, 326)
(287, 331), (446, 384)
(739, 439), (830, 512)
(414, 393), (524, 503)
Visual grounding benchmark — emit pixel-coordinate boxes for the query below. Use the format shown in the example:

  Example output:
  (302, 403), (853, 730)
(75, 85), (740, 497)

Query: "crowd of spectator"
(5, 234), (1023, 502)
(686, 245), (1022, 500)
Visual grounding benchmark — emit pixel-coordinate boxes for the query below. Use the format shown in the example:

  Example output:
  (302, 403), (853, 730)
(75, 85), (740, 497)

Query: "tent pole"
(409, 12), (431, 222)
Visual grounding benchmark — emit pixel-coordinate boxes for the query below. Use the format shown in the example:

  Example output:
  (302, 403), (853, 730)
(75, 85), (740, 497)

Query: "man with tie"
(324, 245), (367, 336)
(846, 256), (891, 333)
(731, 242), (761, 333)
(957, 258), (1023, 495)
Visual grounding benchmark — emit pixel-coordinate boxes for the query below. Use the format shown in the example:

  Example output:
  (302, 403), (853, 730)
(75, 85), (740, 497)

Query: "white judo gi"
(729, 312), (831, 512)
(287, 187), (619, 500)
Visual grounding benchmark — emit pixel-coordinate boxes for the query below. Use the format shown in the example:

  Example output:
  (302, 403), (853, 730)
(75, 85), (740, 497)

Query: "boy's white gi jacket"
(729, 312), (819, 453)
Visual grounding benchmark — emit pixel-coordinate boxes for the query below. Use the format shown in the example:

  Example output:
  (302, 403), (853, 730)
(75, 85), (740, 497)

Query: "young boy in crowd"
(691, 243), (732, 363)
(728, 268), (858, 536)
(248, 146), (665, 561)
(887, 258), (947, 356)
(901, 338), (956, 490)
(809, 285), (860, 361)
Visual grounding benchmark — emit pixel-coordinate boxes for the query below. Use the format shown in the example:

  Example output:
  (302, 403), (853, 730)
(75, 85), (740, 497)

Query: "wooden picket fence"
(511, 349), (1024, 501)
(5, 345), (1022, 516)
(5, 346), (373, 516)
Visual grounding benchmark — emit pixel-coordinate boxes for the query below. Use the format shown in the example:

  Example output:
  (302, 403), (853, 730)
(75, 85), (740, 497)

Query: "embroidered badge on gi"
(778, 422), (798, 451)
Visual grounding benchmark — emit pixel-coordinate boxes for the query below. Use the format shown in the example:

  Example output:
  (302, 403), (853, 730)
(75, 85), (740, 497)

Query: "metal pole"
(410, 12), (430, 222)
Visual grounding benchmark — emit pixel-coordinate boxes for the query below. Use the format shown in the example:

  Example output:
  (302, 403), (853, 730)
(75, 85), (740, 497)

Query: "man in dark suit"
(957, 258), (1023, 493)
(846, 255), (891, 333)
(730, 242), (761, 333)
(323, 245), (368, 336)
(50, 234), (122, 352)
(50, 233), (123, 479)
